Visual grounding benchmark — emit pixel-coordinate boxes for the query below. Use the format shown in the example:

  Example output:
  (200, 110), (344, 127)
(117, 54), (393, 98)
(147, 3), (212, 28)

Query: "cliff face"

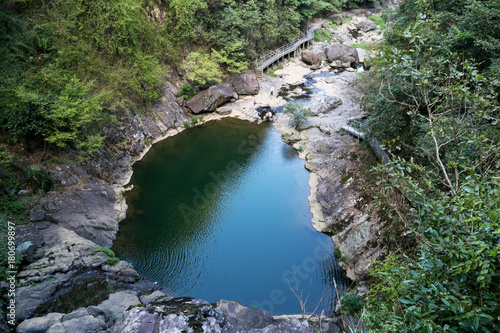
(14, 81), (191, 327)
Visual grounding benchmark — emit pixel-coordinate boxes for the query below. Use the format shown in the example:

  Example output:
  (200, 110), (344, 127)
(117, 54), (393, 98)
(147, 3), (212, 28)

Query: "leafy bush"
(368, 15), (387, 29)
(26, 166), (54, 194)
(350, 41), (370, 50)
(282, 102), (312, 129)
(339, 291), (364, 317)
(314, 29), (331, 44)
(92, 247), (115, 257)
(178, 83), (197, 101)
(106, 257), (120, 265)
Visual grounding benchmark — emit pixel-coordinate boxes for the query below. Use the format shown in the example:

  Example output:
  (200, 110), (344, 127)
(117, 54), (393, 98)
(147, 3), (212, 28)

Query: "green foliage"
(212, 41), (248, 73)
(282, 102), (312, 129)
(92, 247), (115, 257)
(359, 1), (500, 331)
(183, 51), (221, 88)
(350, 41), (370, 50)
(0, 195), (24, 214)
(183, 121), (191, 129)
(106, 257), (120, 265)
(314, 29), (331, 44)
(334, 247), (341, 259)
(368, 15), (386, 29)
(26, 165), (54, 194)
(339, 291), (364, 317)
(178, 83), (197, 101)
(266, 69), (277, 77)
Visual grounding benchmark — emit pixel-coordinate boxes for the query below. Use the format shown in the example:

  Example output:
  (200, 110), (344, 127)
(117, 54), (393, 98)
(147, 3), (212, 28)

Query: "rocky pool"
(112, 117), (347, 315)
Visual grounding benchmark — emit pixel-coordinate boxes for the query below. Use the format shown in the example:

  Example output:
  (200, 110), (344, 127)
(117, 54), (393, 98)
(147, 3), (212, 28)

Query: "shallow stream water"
(112, 118), (348, 315)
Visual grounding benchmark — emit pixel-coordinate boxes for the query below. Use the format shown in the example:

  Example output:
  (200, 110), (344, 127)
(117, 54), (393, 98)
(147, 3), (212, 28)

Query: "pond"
(112, 118), (348, 315)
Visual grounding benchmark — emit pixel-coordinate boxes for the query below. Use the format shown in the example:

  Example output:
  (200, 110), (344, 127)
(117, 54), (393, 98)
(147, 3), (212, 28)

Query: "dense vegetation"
(360, 1), (500, 332)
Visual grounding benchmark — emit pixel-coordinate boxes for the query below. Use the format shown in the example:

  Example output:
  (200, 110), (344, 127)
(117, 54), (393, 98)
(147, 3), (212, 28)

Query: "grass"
(351, 41), (371, 50)
(368, 16), (387, 29)
(92, 247), (115, 257)
(266, 70), (277, 77)
(314, 29), (331, 44)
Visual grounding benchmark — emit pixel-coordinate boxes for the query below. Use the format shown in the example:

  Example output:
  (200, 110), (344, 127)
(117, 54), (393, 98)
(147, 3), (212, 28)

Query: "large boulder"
(309, 96), (343, 115)
(325, 44), (359, 68)
(230, 70), (259, 95)
(187, 84), (238, 114)
(356, 20), (377, 32)
(301, 50), (322, 68)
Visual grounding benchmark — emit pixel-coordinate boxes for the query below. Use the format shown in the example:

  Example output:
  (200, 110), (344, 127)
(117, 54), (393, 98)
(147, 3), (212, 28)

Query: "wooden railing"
(254, 27), (316, 76)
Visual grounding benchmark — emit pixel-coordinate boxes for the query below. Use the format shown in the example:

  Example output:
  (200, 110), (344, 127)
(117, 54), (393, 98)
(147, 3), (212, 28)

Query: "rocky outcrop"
(112, 298), (340, 333)
(230, 70), (259, 95)
(46, 184), (121, 248)
(325, 44), (359, 68)
(301, 50), (323, 68)
(187, 84), (238, 114)
(356, 20), (377, 32)
(309, 96), (342, 115)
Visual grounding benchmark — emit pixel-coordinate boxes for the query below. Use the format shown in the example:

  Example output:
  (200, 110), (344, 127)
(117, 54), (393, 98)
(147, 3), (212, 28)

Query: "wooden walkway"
(254, 27), (316, 76)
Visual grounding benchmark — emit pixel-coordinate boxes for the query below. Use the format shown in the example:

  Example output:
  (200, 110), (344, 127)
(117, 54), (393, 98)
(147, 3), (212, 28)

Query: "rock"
(301, 51), (322, 67)
(346, 67), (355, 72)
(16, 312), (64, 333)
(18, 189), (29, 196)
(356, 48), (369, 63)
(101, 261), (140, 283)
(356, 20), (377, 32)
(325, 44), (359, 68)
(97, 290), (140, 322)
(59, 315), (107, 332)
(139, 290), (166, 305)
(337, 316), (367, 333)
(176, 96), (186, 107)
(216, 300), (274, 329)
(216, 106), (232, 115)
(309, 96), (343, 116)
(331, 14), (343, 25)
(30, 210), (45, 222)
(16, 241), (35, 263)
(113, 297), (229, 333)
(230, 70), (259, 95)
(187, 84), (238, 114)
(47, 184), (121, 248)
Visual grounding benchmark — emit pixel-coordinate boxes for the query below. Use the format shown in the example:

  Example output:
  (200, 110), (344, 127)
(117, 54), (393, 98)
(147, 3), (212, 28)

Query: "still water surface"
(112, 118), (347, 314)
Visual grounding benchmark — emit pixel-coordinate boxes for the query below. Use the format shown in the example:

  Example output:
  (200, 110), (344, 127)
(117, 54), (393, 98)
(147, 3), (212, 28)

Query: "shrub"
(92, 247), (115, 257)
(26, 165), (54, 194)
(368, 15), (387, 29)
(339, 291), (364, 317)
(178, 83), (197, 101)
(282, 102), (311, 130)
(106, 257), (120, 265)
(314, 29), (331, 44)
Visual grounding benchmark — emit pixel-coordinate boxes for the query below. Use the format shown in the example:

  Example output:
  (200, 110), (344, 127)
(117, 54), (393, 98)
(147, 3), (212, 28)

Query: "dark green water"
(112, 118), (347, 314)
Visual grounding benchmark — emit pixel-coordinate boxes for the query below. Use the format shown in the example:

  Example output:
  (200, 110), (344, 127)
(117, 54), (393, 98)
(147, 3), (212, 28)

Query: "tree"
(282, 102), (312, 129)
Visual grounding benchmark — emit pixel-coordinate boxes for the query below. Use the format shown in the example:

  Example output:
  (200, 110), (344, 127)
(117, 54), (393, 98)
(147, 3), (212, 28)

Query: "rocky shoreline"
(8, 5), (389, 333)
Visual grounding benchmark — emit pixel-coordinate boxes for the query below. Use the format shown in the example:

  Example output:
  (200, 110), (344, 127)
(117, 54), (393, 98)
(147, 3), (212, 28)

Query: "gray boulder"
(187, 84), (238, 114)
(331, 14), (343, 25)
(230, 70), (259, 95)
(216, 106), (232, 115)
(309, 96), (343, 115)
(17, 313), (64, 333)
(356, 20), (377, 32)
(325, 44), (359, 68)
(301, 51), (323, 68)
